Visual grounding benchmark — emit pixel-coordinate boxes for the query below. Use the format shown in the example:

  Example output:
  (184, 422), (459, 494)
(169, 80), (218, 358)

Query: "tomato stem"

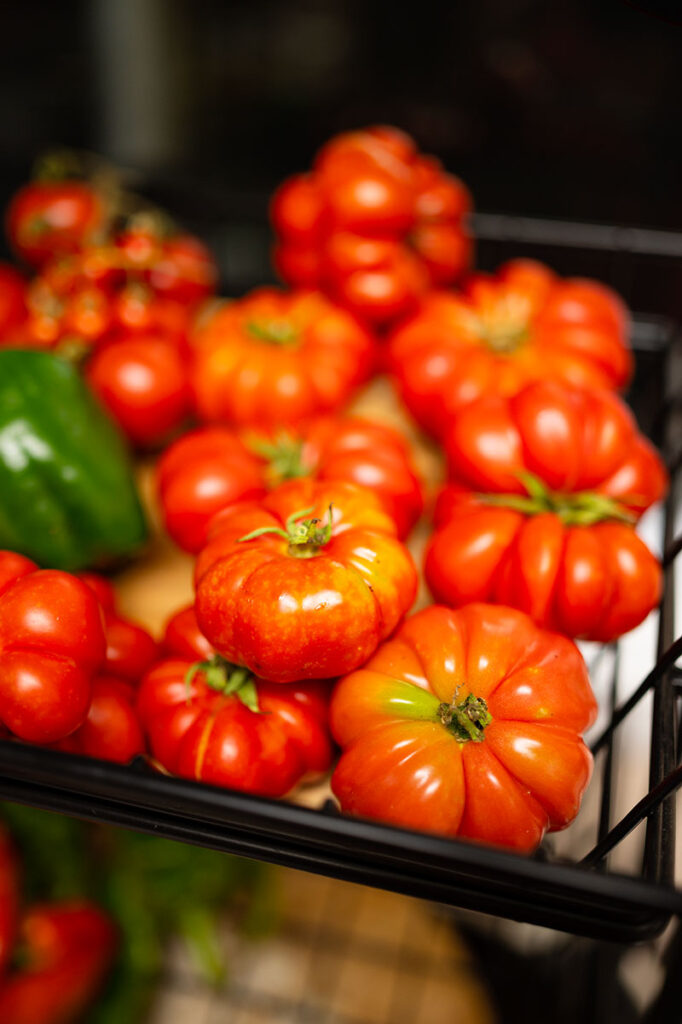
(246, 319), (299, 346)
(437, 692), (491, 743)
(184, 655), (261, 714)
(245, 432), (309, 484)
(480, 470), (636, 526)
(238, 504), (334, 557)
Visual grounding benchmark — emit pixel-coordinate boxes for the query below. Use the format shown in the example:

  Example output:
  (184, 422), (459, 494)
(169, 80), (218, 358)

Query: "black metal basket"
(0, 212), (680, 945)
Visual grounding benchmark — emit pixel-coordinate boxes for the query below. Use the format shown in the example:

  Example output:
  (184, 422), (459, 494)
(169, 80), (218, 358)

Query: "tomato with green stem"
(331, 603), (597, 852)
(194, 478), (418, 682)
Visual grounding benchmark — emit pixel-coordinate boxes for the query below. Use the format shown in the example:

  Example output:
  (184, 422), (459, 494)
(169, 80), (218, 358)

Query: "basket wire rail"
(0, 212), (680, 950)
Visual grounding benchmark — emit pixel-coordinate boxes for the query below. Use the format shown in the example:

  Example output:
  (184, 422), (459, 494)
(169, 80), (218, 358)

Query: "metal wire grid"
(0, 215), (679, 943)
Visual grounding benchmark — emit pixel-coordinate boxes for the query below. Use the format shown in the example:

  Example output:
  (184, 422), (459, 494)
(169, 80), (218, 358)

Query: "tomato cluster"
(271, 126), (472, 327)
(0, 127), (670, 857)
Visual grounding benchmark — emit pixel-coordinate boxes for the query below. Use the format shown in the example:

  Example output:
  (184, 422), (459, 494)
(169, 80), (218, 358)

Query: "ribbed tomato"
(157, 415), (424, 553)
(424, 382), (667, 641)
(331, 603), (597, 852)
(190, 289), (375, 428)
(194, 478), (417, 682)
(389, 260), (633, 438)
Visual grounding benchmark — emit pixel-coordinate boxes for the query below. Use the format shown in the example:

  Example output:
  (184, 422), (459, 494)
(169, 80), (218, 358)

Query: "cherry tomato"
(7, 182), (104, 268)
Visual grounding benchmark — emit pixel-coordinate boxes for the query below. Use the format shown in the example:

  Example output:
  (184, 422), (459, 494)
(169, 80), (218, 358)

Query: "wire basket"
(0, 212), (680, 943)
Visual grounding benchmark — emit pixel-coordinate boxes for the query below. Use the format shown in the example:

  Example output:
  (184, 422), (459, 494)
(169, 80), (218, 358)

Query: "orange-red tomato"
(190, 289), (375, 429)
(331, 603), (597, 852)
(389, 260), (634, 438)
(57, 675), (145, 764)
(424, 382), (667, 642)
(194, 479), (417, 682)
(137, 655), (332, 796)
(157, 415), (424, 553)
(271, 126), (472, 327)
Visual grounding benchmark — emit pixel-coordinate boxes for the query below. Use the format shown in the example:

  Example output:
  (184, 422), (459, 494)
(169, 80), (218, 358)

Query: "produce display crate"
(0, 211), (680, 946)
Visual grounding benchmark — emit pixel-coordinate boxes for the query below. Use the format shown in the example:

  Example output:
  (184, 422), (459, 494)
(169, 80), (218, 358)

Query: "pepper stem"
(437, 691), (492, 743)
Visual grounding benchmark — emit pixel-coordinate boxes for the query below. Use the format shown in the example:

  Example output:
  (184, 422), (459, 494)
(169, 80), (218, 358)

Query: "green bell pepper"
(0, 349), (148, 570)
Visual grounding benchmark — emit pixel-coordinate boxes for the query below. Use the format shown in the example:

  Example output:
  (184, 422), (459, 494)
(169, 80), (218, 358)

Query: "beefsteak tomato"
(157, 414), (424, 553)
(389, 259), (633, 438)
(194, 479), (417, 682)
(190, 288), (375, 428)
(425, 382), (667, 641)
(331, 603), (596, 852)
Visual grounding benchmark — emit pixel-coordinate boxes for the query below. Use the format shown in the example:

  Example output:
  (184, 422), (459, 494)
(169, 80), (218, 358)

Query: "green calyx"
(185, 655), (261, 714)
(481, 470), (636, 527)
(480, 323), (528, 354)
(246, 319), (299, 346)
(246, 432), (308, 485)
(437, 692), (492, 743)
(238, 504), (334, 558)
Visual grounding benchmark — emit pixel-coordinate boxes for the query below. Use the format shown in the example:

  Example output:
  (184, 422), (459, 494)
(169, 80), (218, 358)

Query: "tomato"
(0, 554), (106, 742)
(7, 182), (104, 268)
(58, 675), (145, 764)
(271, 126), (472, 327)
(0, 902), (117, 1024)
(79, 572), (159, 680)
(330, 603), (596, 852)
(389, 260), (633, 438)
(157, 415), (424, 553)
(0, 825), (19, 979)
(137, 656), (331, 795)
(86, 335), (191, 447)
(162, 604), (214, 661)
(424, 382), (667, 642)
(0, 263), (26, 340)
(194, 478), (417, 682)
(190, 289), (375, 429)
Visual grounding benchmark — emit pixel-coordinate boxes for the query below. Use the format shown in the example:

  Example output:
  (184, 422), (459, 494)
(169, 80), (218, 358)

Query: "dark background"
(1, 0), (681, 283)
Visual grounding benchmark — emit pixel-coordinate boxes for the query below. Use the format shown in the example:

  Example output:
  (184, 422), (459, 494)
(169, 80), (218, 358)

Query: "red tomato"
(0, 902), (117, 1024)
(331, 603), (596, 852)
(0, 263), (26, 340)
(59, 675), (145, 764)
(389, 260), (633, 438)
(0, 556), (106, 742)
(147, 234), (217, 305)
(190, 289), (375, 429)
(271, 126), (472, 327)
(162, 604), (214, 661)
(7, 182), (104, 268)
(157, 415), (424, 553)
(424, 382), (667, 642)
(0, 825), (19, 979)
(79, 572), (159, 680)
(137, 656), (331, 795)
(194, 479), (417, 682)
(86, 335), (190, 447)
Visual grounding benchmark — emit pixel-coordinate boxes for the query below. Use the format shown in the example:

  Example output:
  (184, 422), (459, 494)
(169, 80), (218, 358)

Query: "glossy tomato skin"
(6, 182), (104, 268)
(162, 604), (216, 661)
(194, 479), (417, 683)
(79, 571), (159, 680)
(58, 675), (145, 764)
(331, 603), (596, 852)
(389, 260), (633, 438)
(0, 557), (106, 742)
(157, 415), (424, 553)
(86, 335), (191, 447)
(0, 902), (117, 1024)
(190, 289), (375, 429)
(271, 126), (472, 328)
(424, 382), (667, 642)
(137, 657), (332, 796)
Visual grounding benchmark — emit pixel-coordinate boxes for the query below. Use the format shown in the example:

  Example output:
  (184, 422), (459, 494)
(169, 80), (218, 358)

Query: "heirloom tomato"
(425, 382), (667, 641)
(0, 902), (117, 1024)
(190, 289), (375, 429)
(0, 553), (106, 742)
(157, 415), (424, 553)
(271, 126), (472, 327)
(331, 603), (596, 852)
(194, 479), (417, 682)
(137, 653), (331, 796)
(389, 259), (633, 438)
